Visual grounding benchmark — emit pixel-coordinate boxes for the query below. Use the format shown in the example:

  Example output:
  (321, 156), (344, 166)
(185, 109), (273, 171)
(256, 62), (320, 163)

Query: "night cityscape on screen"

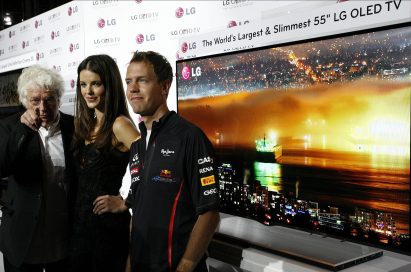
(177, 24), (411, 251)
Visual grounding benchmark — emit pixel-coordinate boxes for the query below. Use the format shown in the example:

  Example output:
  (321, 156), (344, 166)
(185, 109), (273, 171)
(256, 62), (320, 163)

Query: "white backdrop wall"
(0, 0), (410, 196)
(1, 0), (410, 113)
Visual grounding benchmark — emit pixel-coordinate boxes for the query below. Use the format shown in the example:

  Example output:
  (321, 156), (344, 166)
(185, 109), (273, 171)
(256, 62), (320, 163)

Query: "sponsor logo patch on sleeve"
(201, 175), (216, 186)
(130, 167), (139, 175)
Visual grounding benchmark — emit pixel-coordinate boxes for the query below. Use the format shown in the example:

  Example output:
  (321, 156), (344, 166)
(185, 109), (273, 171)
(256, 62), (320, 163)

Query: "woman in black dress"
(70, 54), (139, 272)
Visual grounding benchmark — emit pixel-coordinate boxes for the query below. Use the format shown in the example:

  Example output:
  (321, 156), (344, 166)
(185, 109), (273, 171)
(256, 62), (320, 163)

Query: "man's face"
(125, 61), (167, 117)
(26, 88), (59, 128)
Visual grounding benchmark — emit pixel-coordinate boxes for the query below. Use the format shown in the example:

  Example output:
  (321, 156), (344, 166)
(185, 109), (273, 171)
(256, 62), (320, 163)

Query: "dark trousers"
(69, 252), (127, 272)
(3, 256), (68, 272)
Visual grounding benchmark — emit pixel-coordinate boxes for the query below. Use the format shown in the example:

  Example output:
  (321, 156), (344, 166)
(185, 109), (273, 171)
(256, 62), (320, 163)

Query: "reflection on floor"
(209, 213), (411, 272)
(207, 258), (248, 272)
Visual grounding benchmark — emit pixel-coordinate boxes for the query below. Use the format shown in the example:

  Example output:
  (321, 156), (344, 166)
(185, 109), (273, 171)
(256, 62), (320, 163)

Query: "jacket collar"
(138, 111), (176, 137)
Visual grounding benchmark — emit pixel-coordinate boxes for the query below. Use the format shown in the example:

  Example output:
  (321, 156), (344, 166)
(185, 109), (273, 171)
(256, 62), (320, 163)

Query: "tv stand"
(211, 213), (383, 271)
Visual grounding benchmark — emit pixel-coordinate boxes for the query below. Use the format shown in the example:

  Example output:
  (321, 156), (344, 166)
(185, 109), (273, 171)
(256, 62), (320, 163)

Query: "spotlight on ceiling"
(3, 16), (12, 26)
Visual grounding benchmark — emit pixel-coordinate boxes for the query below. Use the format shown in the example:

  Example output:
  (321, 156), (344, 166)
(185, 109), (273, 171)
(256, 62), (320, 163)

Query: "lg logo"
(136, 34), (155, 44)
(34, 20), (43, 29)
(175, 7), (196, 18)
(181, 66), (201, 80)
(181, 42), (196, 53)
(36, 52), (44, 61)
(22, 41), (29, 49)
(68, 6), (78, 16)
(136, 34), (144, 44)
(97, 19), (116, 28)
(97, 19), (105, 28)
(227, 20), (249, 28)
(51, 31), (60, 40)
(181, 66), (190, 80)
(69, 43), (79, 53)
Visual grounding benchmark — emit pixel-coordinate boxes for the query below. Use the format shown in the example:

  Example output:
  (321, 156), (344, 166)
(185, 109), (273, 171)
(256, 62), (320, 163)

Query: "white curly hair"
(17, 65), (65, 107)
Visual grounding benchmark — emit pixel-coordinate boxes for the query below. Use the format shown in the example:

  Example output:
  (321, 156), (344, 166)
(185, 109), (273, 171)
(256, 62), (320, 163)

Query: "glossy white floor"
(0, 252), (244, 272)
(0, 213), (410, 272)
(216, 214), (411, 272)
(240, 247), (411, 272)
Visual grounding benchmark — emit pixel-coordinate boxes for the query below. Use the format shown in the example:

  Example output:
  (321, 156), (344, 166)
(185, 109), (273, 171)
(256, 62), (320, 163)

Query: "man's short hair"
(129, 51), (173, 85)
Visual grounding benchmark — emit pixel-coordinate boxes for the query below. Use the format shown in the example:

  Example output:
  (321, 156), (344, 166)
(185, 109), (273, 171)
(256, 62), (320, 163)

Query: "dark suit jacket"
(0, 111), (76, 267)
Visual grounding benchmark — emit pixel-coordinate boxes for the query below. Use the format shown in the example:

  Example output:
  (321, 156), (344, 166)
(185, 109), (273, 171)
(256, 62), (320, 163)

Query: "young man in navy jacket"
(124, 51), (220, 272)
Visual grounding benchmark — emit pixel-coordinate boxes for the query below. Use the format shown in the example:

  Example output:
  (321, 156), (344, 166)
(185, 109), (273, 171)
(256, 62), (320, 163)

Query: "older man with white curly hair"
(0, 65), (76, 272)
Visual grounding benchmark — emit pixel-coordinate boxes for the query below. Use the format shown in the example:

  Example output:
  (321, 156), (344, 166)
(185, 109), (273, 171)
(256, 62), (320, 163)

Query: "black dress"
(70, 143), (130, 272)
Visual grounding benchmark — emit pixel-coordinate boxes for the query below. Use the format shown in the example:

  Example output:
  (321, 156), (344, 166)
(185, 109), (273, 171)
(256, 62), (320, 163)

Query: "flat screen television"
(176, 22), (410, 254)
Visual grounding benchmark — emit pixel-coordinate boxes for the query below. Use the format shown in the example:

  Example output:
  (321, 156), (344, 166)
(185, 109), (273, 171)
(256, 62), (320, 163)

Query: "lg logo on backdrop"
(181, 42), (196, 53)
(97, 19), (116, 28)
(22, 41), (29, 49)
(135, 34), (144, 44)
(34, 20), (43, 29)
(69, 43), (80, 53)
(51, 31), (60, 40)
(67, 6), (79, 16)
(36, 52), (44, 61)
(136, 34), (155, 44)
(175, 7), (195, 18)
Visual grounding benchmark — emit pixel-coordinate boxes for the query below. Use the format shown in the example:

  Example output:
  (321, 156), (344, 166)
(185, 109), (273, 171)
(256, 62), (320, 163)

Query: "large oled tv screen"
(176, 23), (411, 252)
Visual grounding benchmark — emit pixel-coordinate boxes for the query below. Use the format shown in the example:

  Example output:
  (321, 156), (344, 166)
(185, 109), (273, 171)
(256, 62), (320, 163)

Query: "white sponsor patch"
(198, 156), (213, 165)
(199, 166), (213, 174)
(204, 188), (218, 196)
